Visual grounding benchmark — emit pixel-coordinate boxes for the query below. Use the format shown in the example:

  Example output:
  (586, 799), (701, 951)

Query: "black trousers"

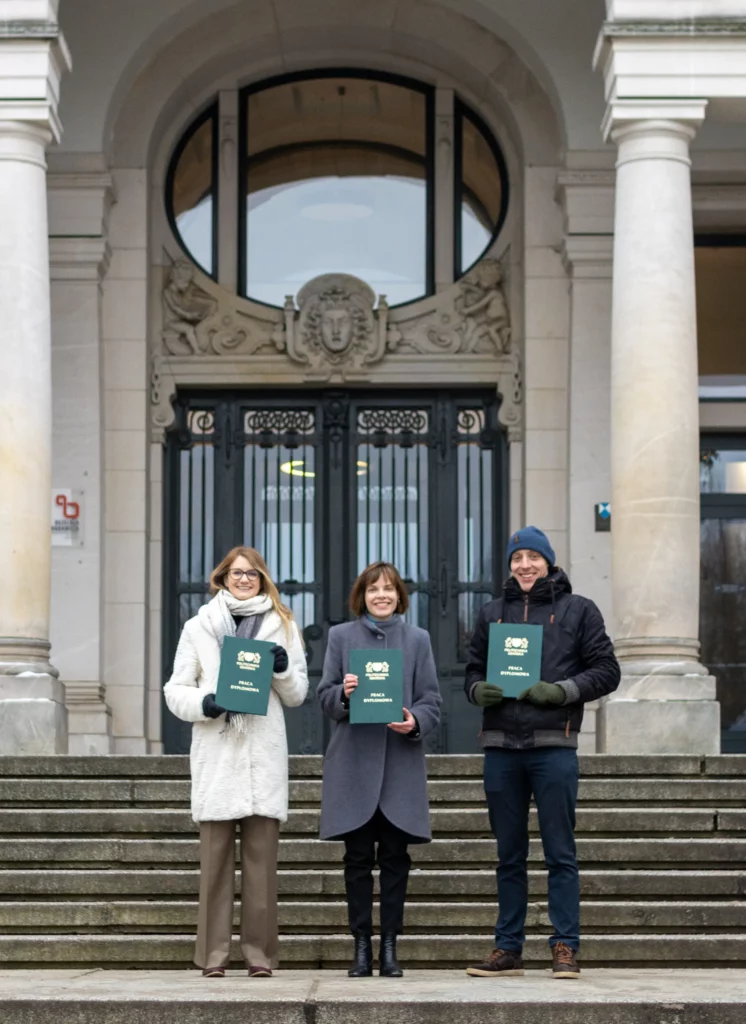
(342, 808), (412, 937)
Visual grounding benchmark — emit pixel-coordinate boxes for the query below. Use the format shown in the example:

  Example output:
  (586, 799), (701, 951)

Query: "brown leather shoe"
(466, 948), (524, 977)
(552, 942), (580, 979)
(248, 966), (273, 978)
(201, 967), (225, 978)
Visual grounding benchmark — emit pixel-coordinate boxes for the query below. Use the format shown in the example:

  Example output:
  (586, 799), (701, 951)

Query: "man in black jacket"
(464, 525), (620, 980)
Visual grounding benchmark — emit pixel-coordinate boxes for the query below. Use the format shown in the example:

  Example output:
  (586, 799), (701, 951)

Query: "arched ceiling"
(54, 0), (608, 163)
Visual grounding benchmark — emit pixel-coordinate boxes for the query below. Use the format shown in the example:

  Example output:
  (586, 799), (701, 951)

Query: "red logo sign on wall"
(51, 490), (82, 546)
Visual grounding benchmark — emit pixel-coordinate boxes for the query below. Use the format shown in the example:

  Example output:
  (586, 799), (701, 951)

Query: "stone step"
(2, 900), (745, 932)
(2, 777), (746, 805)
(1, 868), (744, 898)
(6, 754), (745, 779)
(1, 836), (744, 867)
(1, 933), (745, 966)
(718, 810), (746, 831)
(1, 970), (745, 1024)
(0, 807), (722, 835)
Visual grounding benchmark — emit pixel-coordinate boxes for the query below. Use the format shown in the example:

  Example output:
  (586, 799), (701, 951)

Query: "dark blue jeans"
(484, 747), (580, 953)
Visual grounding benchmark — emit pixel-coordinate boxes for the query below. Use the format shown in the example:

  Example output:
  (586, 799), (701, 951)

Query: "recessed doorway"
(162, 388), (507, 754)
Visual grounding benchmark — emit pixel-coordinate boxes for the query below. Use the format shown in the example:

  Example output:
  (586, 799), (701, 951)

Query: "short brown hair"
(349, 561), (410, 617)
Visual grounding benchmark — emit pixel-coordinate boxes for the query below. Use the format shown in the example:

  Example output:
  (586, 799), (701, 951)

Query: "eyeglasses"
(228, 569), (261, 581)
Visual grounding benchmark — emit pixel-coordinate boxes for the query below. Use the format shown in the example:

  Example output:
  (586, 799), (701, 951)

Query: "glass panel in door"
(700, 519), (746, 752)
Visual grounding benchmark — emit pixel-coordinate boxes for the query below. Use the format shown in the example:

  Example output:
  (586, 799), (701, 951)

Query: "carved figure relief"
(457, 259), (511, 354)
(162, 260), (249, 356)
(388, 258), (511, 356)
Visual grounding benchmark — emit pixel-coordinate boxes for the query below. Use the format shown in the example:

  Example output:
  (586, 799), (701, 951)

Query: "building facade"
(1, 0), (746, 757)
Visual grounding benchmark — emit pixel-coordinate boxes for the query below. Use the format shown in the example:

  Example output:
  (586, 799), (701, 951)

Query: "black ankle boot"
(379, 933), (403, 977)
(348, 935), (373, 977)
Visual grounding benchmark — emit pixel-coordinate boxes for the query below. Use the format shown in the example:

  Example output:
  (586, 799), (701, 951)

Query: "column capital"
(0, 8), (71, 143)
(602, 99), (708, 145)
(594, 13), (746, 110)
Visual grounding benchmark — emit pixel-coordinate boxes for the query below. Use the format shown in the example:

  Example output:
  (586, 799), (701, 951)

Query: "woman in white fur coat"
(164, 545), (308, 979)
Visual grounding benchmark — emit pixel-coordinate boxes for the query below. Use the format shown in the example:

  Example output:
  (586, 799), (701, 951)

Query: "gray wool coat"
(317, 615), (442, 843)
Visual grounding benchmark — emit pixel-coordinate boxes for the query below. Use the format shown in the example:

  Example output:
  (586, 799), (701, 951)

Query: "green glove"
(518, 681), (565, 706)
(473, 681), (504, 707)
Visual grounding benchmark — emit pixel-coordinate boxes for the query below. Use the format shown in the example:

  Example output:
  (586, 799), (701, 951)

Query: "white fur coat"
(164, 592), (308, 823)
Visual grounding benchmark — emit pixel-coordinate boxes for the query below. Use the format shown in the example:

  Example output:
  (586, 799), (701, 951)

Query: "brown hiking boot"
(466, 948), (524, 977)
(552, 942), (580, 979)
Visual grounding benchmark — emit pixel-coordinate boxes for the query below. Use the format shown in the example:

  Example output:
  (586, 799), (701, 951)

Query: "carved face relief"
(171, 261), (194, 292)
(321, 307), (353, 354)
(475, 260), (501, 290)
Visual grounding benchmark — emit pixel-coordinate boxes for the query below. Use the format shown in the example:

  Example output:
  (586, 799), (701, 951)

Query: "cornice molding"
(602, 20), (746, 37)
(562, 236), (614, 280)
(46, 171), (114, 191)
(49, 237), (111, 281)
(47, 170), (115, 242)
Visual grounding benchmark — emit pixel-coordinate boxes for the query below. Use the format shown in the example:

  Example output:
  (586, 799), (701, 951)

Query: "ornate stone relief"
(153, 256), (521, 441)
(388, 259), (511, 356)
(281, 275), (389, 381)
(161, 260), (278, 356)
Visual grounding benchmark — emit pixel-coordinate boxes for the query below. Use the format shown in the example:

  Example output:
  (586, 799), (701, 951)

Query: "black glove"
(271, 644), (289, 674)
(202, 693), (226, 719)
(472, 681), (504, 707)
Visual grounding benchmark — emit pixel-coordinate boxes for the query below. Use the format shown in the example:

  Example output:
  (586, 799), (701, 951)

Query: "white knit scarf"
(198, 589), (275, 736)
(199, 589), (274, 643)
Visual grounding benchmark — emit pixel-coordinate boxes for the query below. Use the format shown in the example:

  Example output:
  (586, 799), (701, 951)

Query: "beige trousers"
(195, 816), (280, 970)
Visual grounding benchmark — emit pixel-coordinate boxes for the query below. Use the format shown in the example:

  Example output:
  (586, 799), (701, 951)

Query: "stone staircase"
(0, 754), (745, 969)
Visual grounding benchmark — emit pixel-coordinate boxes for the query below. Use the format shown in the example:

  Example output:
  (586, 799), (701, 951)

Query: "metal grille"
(356, 408), (430, 628)
(178, 410), (215, 627)
(242, 409), (317, 626)
(456, 408), (495, 658)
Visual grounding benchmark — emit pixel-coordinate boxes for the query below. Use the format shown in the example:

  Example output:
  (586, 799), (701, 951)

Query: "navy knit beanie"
(506, 526), (556, 568)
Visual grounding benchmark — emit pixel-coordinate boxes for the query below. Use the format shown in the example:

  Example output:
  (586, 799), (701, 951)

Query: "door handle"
(439, 561), (449, 617)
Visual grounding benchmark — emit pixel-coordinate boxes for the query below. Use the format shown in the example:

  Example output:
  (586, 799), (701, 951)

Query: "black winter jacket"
(465, 569), (620, 749)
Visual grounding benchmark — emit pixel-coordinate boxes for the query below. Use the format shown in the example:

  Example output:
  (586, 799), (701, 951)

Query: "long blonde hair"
(209, 546), (294, 639)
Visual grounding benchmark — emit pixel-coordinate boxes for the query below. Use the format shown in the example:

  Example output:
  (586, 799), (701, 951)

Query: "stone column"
(0, 10), (71, 752)
(563, 235), (614, 755)
(597, 101), (720, 754)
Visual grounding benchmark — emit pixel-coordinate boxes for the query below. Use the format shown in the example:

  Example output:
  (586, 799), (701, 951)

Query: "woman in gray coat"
(317, 561), (442, 979)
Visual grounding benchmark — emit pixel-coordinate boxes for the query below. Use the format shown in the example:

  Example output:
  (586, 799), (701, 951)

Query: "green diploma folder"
(348, 649), (404, 725)
(215, 636), (275, 716)
(486, 623), (544, 698)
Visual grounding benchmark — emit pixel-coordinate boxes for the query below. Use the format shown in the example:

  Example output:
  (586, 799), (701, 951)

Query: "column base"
(598, 666), (720, 754)
(0, 673), (68, 754)
(65, 682), (113, 755)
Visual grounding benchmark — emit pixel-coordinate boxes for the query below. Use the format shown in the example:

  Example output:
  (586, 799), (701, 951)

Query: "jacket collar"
(503, 568), (572, 604)
(359, 612), (402, 635)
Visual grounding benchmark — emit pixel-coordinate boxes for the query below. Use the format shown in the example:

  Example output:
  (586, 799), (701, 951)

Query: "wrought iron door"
(162, 389), (506, 754)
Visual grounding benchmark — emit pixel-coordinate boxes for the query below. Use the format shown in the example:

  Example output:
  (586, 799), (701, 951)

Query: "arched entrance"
(152, 58), (528, 753)
(118, 3), (566, 755)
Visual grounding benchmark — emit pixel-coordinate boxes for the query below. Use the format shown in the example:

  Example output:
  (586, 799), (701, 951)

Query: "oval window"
(166, 74), (508, 306)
